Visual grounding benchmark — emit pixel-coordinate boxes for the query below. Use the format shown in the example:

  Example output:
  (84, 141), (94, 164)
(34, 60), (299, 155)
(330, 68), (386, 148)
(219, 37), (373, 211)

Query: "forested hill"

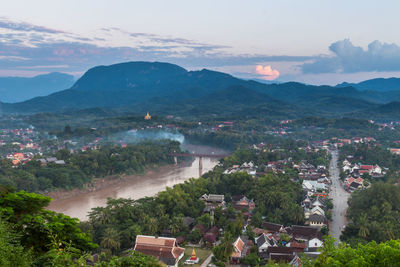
(3, 61), (400, 120)
(0, 72), (74, 103)
(337, 77), (400, 92)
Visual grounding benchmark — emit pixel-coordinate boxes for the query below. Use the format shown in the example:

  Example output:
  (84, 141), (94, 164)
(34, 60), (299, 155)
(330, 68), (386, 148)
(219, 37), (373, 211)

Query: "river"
(47, 144), (225, 221)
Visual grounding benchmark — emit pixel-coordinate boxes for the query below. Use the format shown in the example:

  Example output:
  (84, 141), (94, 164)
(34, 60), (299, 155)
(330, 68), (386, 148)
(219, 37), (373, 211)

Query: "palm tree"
(170, 217), (183, 235)
(148, 217), (158, 235)
(358, 214), (370, 239)
(100, 228), (120, 252)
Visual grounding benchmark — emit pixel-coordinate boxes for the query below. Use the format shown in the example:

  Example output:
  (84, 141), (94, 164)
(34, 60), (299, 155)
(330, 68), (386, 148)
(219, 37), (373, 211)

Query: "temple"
(184, 247), (200, 264)
(144, 112), (151, 120)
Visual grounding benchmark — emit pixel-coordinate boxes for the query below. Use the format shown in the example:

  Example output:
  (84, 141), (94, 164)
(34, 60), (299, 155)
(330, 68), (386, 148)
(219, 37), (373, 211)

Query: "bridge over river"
(170, 152), (230, 176)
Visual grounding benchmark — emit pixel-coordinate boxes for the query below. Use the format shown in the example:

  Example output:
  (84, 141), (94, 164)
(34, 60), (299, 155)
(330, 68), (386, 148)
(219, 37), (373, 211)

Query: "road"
(201, 253), (213, 267)
(329, 149), (350, 244)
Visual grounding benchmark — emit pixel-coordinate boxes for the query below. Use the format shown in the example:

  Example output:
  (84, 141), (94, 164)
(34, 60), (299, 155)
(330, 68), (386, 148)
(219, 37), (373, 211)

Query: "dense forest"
(341, 183), (400, 246)
(0, 140), (180, 192)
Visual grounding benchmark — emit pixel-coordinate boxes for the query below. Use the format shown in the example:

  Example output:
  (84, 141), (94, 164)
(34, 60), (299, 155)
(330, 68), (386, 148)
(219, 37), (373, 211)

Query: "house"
(390, 148), (400, 155)
(344, 177), (364, 191)
(200, 194), (225, 209)
(308, 237), (324, 248)
(232, 195), (255, 211)
(261, 222), (285, 233)
(302, 196), (312, 209)
(261, 247), (304, 264)
(311, 198), (324, 208)
(46, 157), (57, 163)
(255, 233), (278, 253)
(134, 235), (185, 267)
(310, 206), (325, 216)
(307, 214), (326, 228)
(286, 225), (323, 245)
(302, 180), (328, 193)
(230, 237), (245, 264)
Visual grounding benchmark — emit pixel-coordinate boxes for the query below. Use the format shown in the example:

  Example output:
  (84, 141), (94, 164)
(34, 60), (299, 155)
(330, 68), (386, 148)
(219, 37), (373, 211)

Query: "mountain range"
(2, 61), (400, 120)
(0, 72), (75, 103)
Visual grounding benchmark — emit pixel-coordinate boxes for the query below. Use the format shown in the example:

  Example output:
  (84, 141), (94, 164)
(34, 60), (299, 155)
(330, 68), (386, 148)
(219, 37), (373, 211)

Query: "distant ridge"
(0, 72), (74, 103)
(337, 77), (400, 92)
(2, 61), (400, 120)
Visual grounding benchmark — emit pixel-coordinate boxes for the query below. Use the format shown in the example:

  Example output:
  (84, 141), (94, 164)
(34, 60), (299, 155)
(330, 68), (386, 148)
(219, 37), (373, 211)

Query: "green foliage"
(0, 140), (180, 192)
(305, 236), (400, 266)
(341, 183), (400, 245)
(0, 219), (32, 267)
(241, 252), (259, 266)
(0, 190), (97, 265)
(212, 233), (234, 262)
(96, 251), (164, 267)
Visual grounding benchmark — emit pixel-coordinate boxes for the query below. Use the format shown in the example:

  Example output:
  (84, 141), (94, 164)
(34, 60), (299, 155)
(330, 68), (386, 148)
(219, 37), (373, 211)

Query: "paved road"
(201, 253), (213, 267)
(329, 149), (350, 244)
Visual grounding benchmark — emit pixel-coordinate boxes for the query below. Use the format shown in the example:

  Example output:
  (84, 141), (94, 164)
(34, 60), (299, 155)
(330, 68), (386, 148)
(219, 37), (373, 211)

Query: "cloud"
(0, 17), (64, 34)
(255, 65), (280, 80)
(0, 18), (316, 77)
(301, 39), (400, 73)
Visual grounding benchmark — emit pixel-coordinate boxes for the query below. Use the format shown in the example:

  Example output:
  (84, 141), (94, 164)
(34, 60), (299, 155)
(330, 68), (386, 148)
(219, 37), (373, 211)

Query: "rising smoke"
(112, 129), (185, 144)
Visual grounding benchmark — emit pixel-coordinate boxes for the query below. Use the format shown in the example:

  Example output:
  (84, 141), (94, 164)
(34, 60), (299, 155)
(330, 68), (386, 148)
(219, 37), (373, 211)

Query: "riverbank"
(47, 156), (219, 220)
(45, 162), (185, 202)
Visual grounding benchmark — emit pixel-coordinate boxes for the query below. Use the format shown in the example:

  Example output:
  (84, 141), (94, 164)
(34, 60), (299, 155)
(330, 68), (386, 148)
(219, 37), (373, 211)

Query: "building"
(134, 235), (185, 267)
(144, 112), (151, 120)
(230, 237), (245, 264)
(255, 233), (278, 253)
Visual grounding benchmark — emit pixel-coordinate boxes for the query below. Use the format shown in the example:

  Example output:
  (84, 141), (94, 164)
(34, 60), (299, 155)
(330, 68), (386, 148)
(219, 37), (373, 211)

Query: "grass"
(178, 246), (212, 267)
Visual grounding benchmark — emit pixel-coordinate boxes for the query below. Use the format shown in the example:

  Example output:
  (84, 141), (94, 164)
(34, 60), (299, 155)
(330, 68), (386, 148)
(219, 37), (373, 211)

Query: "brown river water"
(47, 144), (225, 221)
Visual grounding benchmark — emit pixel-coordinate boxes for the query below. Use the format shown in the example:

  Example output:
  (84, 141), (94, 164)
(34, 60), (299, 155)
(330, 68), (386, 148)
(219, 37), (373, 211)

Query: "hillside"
(0, 61), (389, 118)
(0, 72), (74, 103)
(337, 77), (400, 92)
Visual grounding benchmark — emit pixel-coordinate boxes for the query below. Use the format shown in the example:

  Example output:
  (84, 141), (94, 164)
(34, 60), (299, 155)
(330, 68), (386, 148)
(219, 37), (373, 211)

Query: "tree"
(251, 212), (262, 227)
(101, 228), (121, 252)
(0, 190), (96, 257)
(304, 236), (400, 266)
(0, 220), (31, 267)
(96, 251), (164, 266)
(357, 213), (370, 239)
(213, 233), (234, 262)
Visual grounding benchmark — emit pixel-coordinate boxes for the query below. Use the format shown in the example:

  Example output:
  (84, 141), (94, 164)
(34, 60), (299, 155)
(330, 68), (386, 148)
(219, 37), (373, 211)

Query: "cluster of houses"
(300, 162), (330, 198)
(6, 152), (35, 166)
(294, 161), (331, 229)
(132, 189), (326, 266)
(223, 161), (257, 176)
(0, 128), (43, 165)
(37, 157), (66, 165)
(227, 222), (323, 265)
(341, 157), (384, 192)
(133, 222), (324, 267)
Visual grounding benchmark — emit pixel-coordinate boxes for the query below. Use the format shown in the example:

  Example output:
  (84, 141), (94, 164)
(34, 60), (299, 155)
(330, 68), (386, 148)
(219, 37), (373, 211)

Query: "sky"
(1, 0), (400, 85)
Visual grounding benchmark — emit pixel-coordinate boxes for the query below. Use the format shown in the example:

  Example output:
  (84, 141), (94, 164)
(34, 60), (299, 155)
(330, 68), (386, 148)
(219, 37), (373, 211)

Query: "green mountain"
(0, 72), (74, 103)
(0, 61), (384, 118)
(337, 77), (400, 92)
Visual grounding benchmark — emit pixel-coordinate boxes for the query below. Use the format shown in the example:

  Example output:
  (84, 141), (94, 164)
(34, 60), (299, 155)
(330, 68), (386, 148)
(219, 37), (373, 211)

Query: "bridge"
(170, 152), (230, 176)
(170, 153), (229, 158)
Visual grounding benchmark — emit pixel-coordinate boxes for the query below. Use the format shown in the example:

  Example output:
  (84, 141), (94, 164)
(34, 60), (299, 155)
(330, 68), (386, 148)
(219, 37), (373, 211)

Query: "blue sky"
(1, 0), (400, 85)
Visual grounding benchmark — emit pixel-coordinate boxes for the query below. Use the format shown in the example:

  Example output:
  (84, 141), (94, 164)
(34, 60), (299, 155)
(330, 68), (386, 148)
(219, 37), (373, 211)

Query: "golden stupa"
(189, 248), (197, 261)
(144, 112), (151, 120)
